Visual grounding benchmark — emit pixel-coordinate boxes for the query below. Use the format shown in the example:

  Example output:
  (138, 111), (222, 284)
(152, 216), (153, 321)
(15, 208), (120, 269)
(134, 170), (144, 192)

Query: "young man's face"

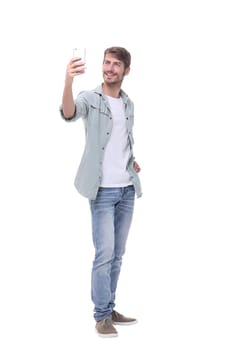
(102, 53), (130, 85)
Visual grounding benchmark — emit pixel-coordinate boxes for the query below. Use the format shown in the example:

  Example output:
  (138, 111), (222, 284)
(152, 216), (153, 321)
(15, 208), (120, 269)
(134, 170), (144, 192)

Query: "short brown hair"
(103, 47), (131, 69)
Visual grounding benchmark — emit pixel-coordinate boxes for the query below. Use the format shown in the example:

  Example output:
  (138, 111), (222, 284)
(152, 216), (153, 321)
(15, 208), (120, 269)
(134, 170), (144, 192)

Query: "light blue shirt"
(60, 84), (142, 200)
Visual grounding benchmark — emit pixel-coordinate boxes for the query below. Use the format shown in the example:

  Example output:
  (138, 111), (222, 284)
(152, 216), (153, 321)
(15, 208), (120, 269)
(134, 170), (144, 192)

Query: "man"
(60, 47), (142, 337)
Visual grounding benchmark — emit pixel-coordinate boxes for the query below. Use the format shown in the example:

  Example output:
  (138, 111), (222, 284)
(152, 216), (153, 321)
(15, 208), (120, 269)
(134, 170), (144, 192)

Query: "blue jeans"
(89, 185), (135, 321)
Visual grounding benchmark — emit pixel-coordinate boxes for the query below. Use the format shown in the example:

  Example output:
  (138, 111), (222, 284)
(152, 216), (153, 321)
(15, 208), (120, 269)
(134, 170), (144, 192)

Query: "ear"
(124, 67), (130, 76)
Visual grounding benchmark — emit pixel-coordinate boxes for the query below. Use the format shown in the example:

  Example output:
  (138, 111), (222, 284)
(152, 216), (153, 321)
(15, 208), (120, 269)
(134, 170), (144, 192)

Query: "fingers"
(133, 161), (141, 173)
(67, 57), (86, 77)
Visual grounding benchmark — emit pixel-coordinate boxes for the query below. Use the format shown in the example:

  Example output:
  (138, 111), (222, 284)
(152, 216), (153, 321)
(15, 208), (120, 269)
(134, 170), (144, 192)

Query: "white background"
(0, 0), (245, 349)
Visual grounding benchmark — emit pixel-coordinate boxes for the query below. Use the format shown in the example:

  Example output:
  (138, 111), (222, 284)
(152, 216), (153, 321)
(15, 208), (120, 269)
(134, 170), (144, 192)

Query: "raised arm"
(62, 57), (86, 118)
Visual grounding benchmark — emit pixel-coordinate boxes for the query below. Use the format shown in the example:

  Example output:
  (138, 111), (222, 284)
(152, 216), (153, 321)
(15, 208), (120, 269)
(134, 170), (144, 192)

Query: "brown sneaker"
(112, 310), (137, 325)
(95, 318), (118, 337)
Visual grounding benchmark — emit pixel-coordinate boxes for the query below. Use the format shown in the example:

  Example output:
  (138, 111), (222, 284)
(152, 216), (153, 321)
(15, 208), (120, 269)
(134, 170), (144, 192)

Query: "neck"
(102, 83), (121, 98)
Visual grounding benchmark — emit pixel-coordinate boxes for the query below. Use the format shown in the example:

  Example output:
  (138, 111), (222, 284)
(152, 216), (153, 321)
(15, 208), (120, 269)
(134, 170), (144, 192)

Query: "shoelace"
(100, 318), (113, 329)
(112, 310), (122, 320)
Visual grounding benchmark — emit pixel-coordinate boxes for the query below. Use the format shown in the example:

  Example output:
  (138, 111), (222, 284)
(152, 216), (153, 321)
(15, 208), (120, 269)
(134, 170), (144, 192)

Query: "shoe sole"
(96, 331), (118, 338)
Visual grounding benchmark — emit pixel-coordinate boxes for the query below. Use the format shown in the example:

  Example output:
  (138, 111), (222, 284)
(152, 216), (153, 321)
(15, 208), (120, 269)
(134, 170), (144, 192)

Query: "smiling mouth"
(105, 72), (115, 78)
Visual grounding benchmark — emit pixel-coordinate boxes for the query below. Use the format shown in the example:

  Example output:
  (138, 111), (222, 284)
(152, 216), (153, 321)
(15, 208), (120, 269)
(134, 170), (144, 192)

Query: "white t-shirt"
(100, 96), (132, 187)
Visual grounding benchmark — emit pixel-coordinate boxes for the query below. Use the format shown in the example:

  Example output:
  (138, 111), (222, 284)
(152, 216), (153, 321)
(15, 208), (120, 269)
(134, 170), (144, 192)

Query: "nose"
(107, 63), (114, 70)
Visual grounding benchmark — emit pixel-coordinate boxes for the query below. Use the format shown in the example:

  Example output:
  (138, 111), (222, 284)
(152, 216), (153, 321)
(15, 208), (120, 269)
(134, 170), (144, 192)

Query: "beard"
(103, 72), (124, 85)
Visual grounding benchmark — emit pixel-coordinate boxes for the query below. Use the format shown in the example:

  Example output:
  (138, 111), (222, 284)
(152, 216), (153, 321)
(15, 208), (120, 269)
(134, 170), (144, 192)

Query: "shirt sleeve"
(59, 91), (89, 122)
